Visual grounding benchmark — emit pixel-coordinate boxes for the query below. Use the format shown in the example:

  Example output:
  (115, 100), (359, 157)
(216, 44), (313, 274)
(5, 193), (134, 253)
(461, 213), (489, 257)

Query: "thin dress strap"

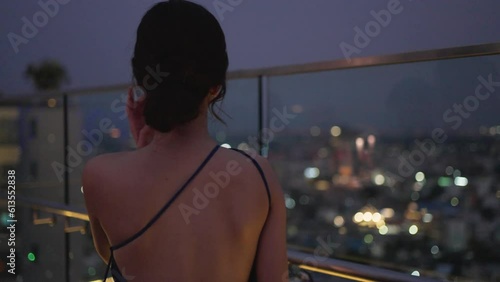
(230, 148), (271, 207)
(230, 148), (272, 281)
(110, 144), (220, 251)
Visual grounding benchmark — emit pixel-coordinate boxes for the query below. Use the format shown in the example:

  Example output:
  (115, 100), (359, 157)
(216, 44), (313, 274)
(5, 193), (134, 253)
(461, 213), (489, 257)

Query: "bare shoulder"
(82, 151), (132, 208)
(221, 148), (284, 205)
(83, 152), (129, 181)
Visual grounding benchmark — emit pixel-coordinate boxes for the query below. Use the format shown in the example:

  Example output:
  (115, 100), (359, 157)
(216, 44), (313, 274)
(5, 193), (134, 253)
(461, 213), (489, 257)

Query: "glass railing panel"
(208, 78), (260, 149)
(67, 90), (132, 207)
(0, 97), (65, 203)
(68, 229), (104, 282)
(0, 202), (66, 281)
(0, 104), (20, 190)
(66, 89), (131, 281)
(268, 54), (500, 282)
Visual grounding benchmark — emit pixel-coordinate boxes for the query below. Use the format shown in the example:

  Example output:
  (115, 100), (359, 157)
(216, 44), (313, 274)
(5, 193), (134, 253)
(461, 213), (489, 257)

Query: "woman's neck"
(145, 115), (215, 153)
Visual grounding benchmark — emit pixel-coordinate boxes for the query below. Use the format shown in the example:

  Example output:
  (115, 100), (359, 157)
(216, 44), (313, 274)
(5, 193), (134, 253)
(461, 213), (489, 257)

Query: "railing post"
(258, 75), (269, 157)
(62, 93), (70, 282)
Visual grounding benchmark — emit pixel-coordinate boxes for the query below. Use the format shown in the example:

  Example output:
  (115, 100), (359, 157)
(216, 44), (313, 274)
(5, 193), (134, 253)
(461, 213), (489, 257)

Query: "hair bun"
(142, 74), (205, 132)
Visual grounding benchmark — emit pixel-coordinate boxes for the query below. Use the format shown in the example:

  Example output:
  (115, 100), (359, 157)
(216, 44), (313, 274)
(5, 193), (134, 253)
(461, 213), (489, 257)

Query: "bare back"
(83, 143), (279, 281)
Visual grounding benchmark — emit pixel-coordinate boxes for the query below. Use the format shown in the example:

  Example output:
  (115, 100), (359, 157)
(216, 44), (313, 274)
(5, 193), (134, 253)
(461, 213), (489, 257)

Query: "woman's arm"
(87, 215), (111, 262)
(254, 157), (289, 282)
(82, 159), (111, 262)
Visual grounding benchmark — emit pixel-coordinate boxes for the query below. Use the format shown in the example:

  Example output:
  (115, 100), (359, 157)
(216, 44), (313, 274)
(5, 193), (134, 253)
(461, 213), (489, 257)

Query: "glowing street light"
(330, 126), (342, 137)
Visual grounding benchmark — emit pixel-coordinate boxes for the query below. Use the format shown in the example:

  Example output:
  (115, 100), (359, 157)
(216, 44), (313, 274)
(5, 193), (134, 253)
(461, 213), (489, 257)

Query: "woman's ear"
(208, 85), (222, 102)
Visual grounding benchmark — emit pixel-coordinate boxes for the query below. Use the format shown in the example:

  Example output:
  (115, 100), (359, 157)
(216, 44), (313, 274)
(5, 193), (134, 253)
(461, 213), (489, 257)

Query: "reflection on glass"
(269, 55), (500, 282)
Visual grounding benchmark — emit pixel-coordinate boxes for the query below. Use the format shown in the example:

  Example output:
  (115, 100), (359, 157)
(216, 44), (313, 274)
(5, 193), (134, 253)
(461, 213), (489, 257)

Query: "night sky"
(2, 0), (500, 95)
(1, 0), (500, 135)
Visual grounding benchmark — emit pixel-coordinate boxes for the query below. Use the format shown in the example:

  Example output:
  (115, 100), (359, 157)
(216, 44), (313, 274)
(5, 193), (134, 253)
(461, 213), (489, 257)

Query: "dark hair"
(132, 0), (228, 132)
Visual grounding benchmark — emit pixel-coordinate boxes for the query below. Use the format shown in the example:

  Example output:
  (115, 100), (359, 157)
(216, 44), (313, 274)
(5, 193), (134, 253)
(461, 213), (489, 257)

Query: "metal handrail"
(0, 194), (445, 282)
(1, 42), (499, 103)
(0, 194), (89, 221)
(288, 250), (443, 282)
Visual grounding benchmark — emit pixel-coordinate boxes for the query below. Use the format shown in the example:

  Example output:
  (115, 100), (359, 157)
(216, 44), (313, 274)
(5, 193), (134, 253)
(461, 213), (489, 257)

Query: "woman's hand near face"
(126, 86), (154, 148)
